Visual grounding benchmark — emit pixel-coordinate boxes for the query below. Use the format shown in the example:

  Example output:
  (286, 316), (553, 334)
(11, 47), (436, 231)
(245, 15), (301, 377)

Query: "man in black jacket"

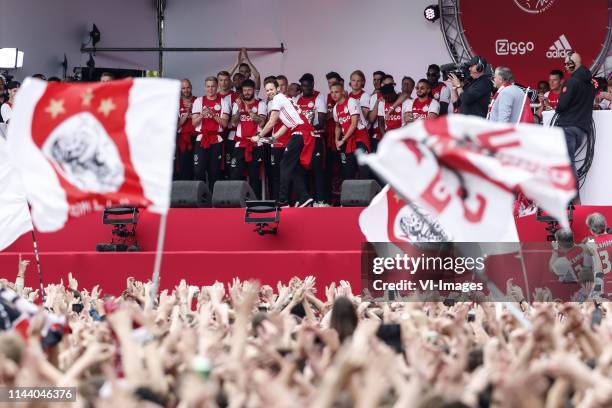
(555, 52), (596, 195)
(449, 56), (494, 117)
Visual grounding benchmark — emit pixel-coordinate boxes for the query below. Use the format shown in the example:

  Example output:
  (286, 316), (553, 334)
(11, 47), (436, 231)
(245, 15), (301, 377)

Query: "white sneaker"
(313, 201), (330, 207)
(298, 198), (314, 208)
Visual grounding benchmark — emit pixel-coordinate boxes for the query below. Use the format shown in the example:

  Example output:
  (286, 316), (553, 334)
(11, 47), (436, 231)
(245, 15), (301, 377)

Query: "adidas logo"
(546, 34), (572, 58)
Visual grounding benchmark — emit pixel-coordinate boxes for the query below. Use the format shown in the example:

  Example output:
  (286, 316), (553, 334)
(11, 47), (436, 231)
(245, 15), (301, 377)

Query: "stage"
(2, 206), (612, 297)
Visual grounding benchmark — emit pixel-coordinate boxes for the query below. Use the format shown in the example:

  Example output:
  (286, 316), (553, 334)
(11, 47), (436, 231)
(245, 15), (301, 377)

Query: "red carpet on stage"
(2, 208), (365, 295)
(2, 206), (612, 297)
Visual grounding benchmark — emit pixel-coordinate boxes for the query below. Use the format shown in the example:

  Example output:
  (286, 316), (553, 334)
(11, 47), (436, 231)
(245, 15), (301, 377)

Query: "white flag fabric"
(0, 136), (33, 250)
(7, 78), (180, 232)
(359, 185), (452, 243)
(360, 115), (575, 241)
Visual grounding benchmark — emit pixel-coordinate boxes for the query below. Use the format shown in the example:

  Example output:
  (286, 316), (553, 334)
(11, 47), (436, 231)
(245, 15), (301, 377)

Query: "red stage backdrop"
(459, 0), (609, 87)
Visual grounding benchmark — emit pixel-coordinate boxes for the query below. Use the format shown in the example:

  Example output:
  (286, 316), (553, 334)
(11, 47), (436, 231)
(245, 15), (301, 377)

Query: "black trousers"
(194, 142), (222, 192)
(223, 138), (235, 180)
(279, 134), (311, 205)
(340, 141), (370, 180)
(310, 137), (327, 202)
(175, 146), (195, 180)
(230, 146), (263, 199)
(269, 146), (285, 202)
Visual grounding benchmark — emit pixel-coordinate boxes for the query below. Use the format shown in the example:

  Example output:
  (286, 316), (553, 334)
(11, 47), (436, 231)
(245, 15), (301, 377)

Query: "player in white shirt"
(256, 78), (318, 207)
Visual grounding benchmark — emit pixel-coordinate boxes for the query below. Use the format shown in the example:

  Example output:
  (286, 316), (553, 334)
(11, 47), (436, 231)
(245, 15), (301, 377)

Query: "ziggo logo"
(495, 39), (535, 55)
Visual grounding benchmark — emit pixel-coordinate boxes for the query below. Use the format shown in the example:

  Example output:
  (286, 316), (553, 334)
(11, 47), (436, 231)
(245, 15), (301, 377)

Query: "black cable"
(550, 113), (595, 190)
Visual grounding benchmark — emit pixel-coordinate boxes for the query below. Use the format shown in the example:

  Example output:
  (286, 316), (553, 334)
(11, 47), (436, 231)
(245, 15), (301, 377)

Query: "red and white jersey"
(232, 99), (267, 143)
(0, 102), (13, 123)
(431, 82), (451, 104)
(592, 233), (612, 274)
(545, 90), (561, 109)
(178, 96), (197, 135)
(551, 246), (586, 282)
(402, 97), (440, 121)
(369, 91), (383, 134)
(377, 100), (403, 131)
(293, 91), (327, 126)
(333, 97), (367, 132)
(219, 91), (239, 139)
(268, 93), (312, 132)
(347, 90), (370, 128)
(192, 94), (230, 137)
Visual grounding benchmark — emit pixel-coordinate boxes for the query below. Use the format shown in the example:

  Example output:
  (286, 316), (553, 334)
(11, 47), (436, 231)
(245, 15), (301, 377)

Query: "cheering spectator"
(488, 67), (525, 123)
(450, 56), (494, 118)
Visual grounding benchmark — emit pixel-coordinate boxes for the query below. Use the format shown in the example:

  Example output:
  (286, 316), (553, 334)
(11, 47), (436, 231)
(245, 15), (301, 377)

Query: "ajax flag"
(359, 115), (575, 241)
(7, 78), (179, 232)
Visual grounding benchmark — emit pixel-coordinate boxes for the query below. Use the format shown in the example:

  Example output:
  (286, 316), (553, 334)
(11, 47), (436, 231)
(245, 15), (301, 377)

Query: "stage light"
(244, 200), (280, 236)
(424, 5), (440, 22)
(0, 48), (24, 69)
(96, 207), (142, 252)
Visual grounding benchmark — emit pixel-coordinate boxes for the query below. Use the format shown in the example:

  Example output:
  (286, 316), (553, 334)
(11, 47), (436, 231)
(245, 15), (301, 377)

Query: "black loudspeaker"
(340, 179), (381, 207)
(212, 180), (256, 208)
(171, 181), (211, 208)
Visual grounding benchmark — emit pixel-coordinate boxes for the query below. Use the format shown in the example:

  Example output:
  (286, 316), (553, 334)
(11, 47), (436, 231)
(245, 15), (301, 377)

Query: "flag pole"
(149, 212), (168, 308)
(30, 230), (45, 303)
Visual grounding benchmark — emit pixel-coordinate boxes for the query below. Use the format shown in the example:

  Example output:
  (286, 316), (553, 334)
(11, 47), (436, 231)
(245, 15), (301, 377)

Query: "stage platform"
(2, 206), (612, 298)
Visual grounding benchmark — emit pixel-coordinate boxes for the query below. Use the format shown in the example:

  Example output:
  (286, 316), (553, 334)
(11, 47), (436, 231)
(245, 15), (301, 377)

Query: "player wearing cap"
(402, 79), (440, 123)
(229, 79), (267, 198)
(256, 78), (317, 207)
(295, 73), (328, 205)
(192, 76), (230, 191)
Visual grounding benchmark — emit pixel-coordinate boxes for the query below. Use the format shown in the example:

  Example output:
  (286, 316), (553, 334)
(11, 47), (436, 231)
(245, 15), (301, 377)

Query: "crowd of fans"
(1, 263), (612, 407)
(1, 48), (608, 206)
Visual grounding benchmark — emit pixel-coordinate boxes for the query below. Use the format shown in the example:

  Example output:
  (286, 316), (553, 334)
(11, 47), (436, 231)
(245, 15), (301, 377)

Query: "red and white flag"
(7, 78), (179, 232)
(517, 87), (535, 124)
(359, 185), (453, 243)
(0, 136), (33, 250)
(359, 115), (575, 240)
